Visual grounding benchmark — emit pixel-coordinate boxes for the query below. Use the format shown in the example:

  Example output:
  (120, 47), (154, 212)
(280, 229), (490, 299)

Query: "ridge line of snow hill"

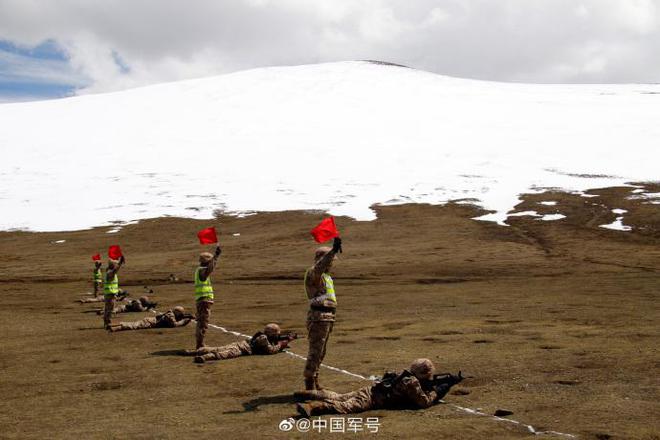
(0, 61), (658, 231)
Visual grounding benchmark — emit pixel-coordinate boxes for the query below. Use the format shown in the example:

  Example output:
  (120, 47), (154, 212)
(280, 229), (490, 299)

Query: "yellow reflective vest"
(104, 273), (119, 296)
(304, 270), (337, 304)
(194, 267), (214, 301)
(93, 268), (103, 283)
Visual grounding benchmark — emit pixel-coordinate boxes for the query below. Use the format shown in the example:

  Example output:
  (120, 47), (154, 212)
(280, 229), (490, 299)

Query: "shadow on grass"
(223, 394), (297, 414)
(151, 349), (189, 357)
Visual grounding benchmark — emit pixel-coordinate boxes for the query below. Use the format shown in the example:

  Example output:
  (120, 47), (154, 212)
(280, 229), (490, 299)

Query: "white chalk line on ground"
(202, 320), (576, 438)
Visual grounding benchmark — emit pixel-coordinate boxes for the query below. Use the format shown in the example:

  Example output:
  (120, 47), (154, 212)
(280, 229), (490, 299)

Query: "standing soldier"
(92, 260), (103, 295)
(103, 256), (125, 330)
(195, 246), (221, 349)
(303, 236), (342, 390)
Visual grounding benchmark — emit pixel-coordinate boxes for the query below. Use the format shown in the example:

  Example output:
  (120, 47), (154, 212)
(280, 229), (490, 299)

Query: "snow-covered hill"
(0, 61), (658, 231)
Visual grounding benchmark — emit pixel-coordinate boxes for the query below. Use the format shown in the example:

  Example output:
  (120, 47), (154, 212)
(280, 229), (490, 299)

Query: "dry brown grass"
(0, 186), (658, 439)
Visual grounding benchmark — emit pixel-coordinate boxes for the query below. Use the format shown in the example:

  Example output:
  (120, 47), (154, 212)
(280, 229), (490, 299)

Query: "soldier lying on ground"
(295, 358), (464, 416)
(108, 306), (193, 332)
(76, 290), (129, 303)
(95, 296), (157, 315)
(182, 323), (297, 363)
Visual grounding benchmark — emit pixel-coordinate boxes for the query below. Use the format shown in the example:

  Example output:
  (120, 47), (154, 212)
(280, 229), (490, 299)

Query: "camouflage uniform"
(195, 299), (212, 348)
(97, 298), (150, 315)
(194, 249), (220, 349)
(112, 299), (148, 314)
(78, 291), (127, 304)
(103, 259), (124, 330)
(112, 309), (192, 332)
(187, 332), (286, 362)
(304, 245), (339, 389)
(297, 371), (439, 415)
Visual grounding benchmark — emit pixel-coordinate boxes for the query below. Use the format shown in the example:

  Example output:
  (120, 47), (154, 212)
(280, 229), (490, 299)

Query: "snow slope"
(0, 61), (658, 231)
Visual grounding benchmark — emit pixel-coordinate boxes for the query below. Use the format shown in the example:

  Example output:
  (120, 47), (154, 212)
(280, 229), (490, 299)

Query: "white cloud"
(0, 0), (659, 95)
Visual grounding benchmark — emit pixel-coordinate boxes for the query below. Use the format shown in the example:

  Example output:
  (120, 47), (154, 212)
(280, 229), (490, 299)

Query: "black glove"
(451, 371), (464, 386)
(119, 255), (126, 264)
(332, 237), (342, 254)
(214, 246), (222, 257)
(433, 383), (451, 401)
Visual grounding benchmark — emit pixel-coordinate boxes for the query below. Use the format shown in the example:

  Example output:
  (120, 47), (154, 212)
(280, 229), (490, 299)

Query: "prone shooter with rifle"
(108, 306), (193, 332)
(186, 323), (302, 363)
(295, 358), (468, 416)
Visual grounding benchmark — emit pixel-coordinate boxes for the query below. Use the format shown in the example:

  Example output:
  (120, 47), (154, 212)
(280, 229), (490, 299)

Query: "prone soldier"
(295, 358), (464, 416)
(184, 323), (297, 363)
(95, 296), (156, 315)
(77, 290), (128, 304)
(108, 306), (193, 332)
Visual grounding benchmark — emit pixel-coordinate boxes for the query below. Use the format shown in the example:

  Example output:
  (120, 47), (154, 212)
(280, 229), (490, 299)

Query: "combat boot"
(304, 377), (315, 390)
(314, 376), (324, 391)
(194, 355), (205, 364)
(297, 401), (327, 417)
(296, 403), (312, 418)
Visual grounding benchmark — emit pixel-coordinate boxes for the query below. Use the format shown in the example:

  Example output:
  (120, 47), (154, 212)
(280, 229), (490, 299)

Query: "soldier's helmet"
(264, 323), (281, 337)
(199, 252), (213, 264)
(410, 358), (435, 380)
(173, 306), (185, 319)
(139, 296), (149, 305)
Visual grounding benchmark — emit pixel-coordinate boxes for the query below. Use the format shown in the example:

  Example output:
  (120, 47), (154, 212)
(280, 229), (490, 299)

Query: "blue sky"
(0, 39), (89, 102)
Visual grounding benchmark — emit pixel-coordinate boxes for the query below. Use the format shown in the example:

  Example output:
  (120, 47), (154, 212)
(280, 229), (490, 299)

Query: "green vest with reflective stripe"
(304, 270), (337, 304)
(93, 268), (102, 283)
(194, 267), (214, 301)
(104, 274), (119, 296)
(322, 273), (337, 303)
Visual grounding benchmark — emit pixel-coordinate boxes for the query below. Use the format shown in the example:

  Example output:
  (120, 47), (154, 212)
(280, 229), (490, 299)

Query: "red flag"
(91, 253), (101, 261)
(197, 227), (218, 244)
(108, 245), (123, 260)
(310, 217), (339, 243)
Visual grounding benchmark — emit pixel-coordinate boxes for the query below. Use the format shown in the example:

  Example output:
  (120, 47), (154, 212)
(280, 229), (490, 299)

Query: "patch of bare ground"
(0, 186), (658, 439)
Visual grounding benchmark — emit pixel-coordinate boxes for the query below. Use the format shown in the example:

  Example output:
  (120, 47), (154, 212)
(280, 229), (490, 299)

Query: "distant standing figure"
(195, 246), (221, 348)
(93, 261), (103, 295)
(103, 256), (125, 330)
(109, 306), (193, 332)
(303, 236), (342, 390)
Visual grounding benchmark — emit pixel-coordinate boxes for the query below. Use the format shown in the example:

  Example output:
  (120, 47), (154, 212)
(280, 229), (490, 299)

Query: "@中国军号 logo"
(278, 418), (295, 432)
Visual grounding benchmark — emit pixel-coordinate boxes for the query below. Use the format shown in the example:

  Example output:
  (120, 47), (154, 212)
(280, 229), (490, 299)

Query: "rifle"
(277, 332), (303, 341)
(143, 300), (158, 309)
(374, 370), (468, 402)
(424, 371), (467, 401)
